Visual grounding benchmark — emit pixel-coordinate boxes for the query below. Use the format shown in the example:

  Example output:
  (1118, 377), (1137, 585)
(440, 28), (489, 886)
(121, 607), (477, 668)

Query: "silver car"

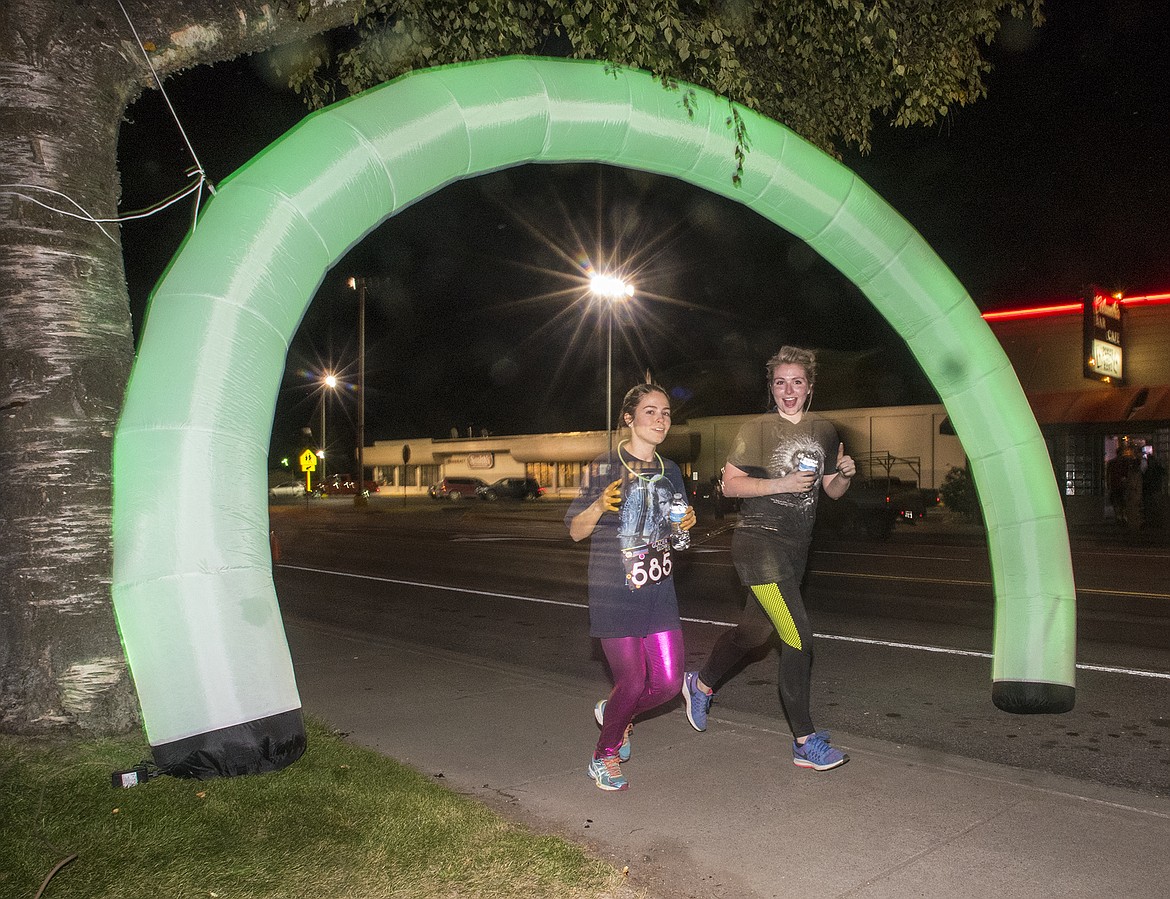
(268, 479), (307, 498)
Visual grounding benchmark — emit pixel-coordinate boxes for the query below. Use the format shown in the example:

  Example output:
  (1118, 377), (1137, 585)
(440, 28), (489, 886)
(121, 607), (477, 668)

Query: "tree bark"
(0, 0), (361, 735)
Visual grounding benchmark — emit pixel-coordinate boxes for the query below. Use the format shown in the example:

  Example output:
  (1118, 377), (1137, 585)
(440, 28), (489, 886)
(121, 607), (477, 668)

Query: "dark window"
(1053, 434), (1102, 497)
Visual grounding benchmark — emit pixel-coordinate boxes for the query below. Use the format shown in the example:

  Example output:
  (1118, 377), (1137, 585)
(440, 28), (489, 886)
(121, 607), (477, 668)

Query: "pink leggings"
(595, 629), (684, 758)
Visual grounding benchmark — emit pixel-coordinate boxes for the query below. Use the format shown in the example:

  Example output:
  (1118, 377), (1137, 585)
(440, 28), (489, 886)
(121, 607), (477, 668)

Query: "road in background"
(271, 498), (1170, 796)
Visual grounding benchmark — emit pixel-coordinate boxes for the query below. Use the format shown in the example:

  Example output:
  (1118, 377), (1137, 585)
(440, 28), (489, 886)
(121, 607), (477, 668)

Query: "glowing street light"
(589, 273), (635, 464)
(318, 372), (338, 482)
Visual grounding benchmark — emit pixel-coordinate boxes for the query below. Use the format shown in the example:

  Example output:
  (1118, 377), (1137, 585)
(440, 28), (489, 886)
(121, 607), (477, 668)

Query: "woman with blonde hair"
(683, 346), (856, 771)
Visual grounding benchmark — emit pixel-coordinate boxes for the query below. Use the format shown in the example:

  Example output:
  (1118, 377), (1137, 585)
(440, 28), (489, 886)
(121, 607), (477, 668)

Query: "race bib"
(622, 540), (673, 591)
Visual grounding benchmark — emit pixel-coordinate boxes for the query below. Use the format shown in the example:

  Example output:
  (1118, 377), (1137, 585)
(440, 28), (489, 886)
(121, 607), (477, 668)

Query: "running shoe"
(593, 699), (632, 762)
(587, 754), (628, 791)
(792, 731), (849, 771)
(682, 671), (712, 732)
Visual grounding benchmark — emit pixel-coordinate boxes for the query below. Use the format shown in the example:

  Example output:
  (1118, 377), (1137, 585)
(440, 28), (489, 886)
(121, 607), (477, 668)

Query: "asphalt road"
(270, 498), (1170, 796)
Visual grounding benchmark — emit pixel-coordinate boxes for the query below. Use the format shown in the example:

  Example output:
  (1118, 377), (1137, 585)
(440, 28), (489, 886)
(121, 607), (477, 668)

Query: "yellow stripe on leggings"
(750, 583), (802, 651)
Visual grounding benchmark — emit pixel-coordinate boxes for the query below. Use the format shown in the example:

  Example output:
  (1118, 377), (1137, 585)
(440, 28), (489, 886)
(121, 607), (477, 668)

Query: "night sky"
(117, 0), (1170, 467)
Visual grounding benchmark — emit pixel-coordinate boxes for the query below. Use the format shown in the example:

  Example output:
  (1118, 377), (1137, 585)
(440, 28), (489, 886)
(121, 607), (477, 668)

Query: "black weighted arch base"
(993, 681), (1076, 714)
(152, 708), (307, 779)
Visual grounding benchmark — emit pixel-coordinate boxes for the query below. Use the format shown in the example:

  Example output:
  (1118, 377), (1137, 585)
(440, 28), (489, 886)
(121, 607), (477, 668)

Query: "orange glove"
(599, 479), (622, 513)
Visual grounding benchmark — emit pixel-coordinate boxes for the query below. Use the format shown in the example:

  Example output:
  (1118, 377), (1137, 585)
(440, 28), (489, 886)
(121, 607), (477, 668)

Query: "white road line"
(1078, 587), (1170, 599)
(816, 549), (974, 563)
(812, 633), (1170, 678)
(280, 564), (587, 610)
(698, 549), (1170, 598)
(1074, 662), (1170, 679)
(804, 568), (1169, 600)
(810, 570), (992, 588)
(449, 535), (565, 543)
(1075, 548), (1170, 561)
(278, 563), (1170, 680)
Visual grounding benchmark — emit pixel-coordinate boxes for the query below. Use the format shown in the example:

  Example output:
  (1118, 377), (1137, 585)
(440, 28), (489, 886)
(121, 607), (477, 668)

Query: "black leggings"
(698, 572), (815, 739)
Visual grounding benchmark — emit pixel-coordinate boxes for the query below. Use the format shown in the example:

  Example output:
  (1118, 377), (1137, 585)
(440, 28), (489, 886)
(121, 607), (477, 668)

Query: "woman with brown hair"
(567, 382), (695, 791)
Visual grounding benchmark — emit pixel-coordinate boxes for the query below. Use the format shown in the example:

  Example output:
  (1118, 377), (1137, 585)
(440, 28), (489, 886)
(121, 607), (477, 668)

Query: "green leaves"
(285, 0), (1044, 162)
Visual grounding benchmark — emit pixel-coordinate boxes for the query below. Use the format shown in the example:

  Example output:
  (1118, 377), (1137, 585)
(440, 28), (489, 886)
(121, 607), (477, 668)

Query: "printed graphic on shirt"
(618, 474), (672, 552)
(617, 474), (675, 591)
(766, 432), (824, 511)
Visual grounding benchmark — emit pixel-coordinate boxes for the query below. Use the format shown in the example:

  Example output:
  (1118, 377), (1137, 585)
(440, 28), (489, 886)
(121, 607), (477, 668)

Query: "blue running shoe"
(593, 699), (632, 762)
(587, 754), (628, 791)
(682, 671), (712, 732)
(793, 731), (848, 771)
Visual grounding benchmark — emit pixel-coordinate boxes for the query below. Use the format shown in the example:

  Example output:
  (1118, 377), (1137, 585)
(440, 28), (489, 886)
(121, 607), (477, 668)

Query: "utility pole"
(350, 276), (368, 508)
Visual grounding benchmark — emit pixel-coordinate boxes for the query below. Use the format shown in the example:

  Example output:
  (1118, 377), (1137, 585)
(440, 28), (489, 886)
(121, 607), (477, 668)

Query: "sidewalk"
(286, 619), (1170, 899)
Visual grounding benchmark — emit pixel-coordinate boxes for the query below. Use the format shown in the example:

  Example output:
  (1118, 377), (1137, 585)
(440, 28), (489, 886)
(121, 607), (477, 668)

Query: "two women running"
(569, 347), (853, 790)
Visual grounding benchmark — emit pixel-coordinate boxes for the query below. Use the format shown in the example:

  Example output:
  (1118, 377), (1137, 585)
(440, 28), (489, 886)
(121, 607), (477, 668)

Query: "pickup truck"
(690, 473), (928, 539)
(815, 476), (927, 539)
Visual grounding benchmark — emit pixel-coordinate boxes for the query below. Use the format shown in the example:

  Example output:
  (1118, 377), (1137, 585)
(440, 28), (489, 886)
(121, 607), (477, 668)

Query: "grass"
(0, 719), (632, 899)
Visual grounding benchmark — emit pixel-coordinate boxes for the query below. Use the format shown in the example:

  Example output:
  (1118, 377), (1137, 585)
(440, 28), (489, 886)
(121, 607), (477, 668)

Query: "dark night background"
(117, 0), (1170, 469)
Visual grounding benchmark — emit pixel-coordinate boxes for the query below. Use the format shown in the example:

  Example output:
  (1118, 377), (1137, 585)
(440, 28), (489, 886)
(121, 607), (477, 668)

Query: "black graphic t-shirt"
(727, 412), (840, 549)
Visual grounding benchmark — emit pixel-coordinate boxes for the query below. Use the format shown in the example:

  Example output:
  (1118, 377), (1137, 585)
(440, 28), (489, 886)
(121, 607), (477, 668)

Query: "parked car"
(477, 477), (545, 501)
(428, 476), (487, 500)
(688, 475), (740, 517)
(268, 479), (306, 498)
(881, 477), (929, 522)
(317, 474), (380, 496)
(815, 476), (925, 539)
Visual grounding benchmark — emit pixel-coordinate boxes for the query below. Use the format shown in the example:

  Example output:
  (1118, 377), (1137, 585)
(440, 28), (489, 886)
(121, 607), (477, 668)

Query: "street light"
(347, 276), (367, 508)
(319, 372), (337, 483)
(589, 273), (635, 464)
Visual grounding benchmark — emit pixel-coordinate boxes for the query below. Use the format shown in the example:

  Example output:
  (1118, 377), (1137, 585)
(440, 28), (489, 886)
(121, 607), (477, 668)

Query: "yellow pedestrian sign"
(299, 448), (318, 493)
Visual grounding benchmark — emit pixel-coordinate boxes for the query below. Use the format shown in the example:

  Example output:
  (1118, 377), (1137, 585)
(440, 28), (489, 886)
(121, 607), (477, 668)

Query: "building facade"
(362, 293), (1169, 532)
(364, 404), (965, 502)
(986, 293), (1169, 529)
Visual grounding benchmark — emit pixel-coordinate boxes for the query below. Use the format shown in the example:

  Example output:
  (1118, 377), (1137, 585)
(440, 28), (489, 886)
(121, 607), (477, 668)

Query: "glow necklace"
(618, 439), (665, 484)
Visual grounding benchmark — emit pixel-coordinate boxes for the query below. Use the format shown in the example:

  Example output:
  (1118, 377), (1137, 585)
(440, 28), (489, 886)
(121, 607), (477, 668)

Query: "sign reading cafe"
(1083, 286), (1125, 384)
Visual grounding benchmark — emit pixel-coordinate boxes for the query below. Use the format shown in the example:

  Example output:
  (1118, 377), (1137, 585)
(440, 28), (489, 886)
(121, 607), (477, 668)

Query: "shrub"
(939, 465), (983, 523)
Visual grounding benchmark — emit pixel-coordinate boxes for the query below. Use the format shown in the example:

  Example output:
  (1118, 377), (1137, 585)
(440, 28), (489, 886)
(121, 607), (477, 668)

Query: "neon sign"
(1083, 287), (1125, 383)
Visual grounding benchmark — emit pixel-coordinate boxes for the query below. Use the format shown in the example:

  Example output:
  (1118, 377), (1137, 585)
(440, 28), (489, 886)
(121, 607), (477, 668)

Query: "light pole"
(319, 373), (337, 484)
(348, 276), (368, 507)
(589, 273), (635, 464)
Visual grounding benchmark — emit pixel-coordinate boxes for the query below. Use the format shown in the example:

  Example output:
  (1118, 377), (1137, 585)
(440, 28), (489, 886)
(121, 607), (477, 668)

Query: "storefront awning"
(1026, 385), (1170, 426)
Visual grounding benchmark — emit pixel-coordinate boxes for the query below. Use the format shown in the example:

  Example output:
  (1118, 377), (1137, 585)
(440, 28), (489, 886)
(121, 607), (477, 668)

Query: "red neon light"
(981, 303), (1081, 322)
(1121, 292), (1170, 308)
(982, 291), (1170, 322)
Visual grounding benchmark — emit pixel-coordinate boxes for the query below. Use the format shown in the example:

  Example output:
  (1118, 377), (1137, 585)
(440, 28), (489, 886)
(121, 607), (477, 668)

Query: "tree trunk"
(0, 0), (361, 736)
(0, 0), (143, 734)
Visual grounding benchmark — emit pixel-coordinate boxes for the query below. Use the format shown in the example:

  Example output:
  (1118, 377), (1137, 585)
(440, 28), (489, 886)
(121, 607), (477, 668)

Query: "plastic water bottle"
(669, 493), (690, 550)
(796, 455), (818, 493)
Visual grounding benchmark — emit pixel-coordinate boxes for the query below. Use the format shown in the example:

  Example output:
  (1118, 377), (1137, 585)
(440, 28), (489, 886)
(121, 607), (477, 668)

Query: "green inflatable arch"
(112, 56), (1075, 777)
